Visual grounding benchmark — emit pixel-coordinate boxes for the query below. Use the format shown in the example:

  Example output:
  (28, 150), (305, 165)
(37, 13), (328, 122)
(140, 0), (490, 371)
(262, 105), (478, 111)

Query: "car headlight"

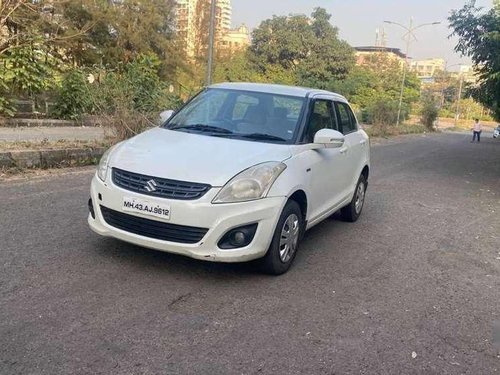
(97, 147), (114, 181)
(213, 162), (287, 204)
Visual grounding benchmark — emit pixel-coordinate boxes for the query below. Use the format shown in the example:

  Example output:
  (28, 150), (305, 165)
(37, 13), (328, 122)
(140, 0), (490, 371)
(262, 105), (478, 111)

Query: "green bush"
(53, 55), (184, 132)
(365, 100), (401, 126)
(420, 95), (439, 131)
(53, 69), (93, 120)
(0, 81), (15, 117)
(0, 45), (58, 117)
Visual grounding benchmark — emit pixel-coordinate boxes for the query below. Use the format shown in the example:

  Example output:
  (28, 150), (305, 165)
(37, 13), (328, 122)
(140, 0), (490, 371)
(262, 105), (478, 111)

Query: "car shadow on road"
(92, 236), (264, 279)
(89, 211), (349, 280)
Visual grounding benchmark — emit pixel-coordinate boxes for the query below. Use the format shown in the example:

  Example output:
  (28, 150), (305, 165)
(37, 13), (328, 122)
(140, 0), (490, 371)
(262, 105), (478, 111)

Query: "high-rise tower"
(175, 0), (232, 58)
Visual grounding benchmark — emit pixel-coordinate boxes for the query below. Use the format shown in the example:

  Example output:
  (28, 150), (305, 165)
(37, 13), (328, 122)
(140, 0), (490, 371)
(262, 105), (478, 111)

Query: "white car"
(88, 83), (370, 274)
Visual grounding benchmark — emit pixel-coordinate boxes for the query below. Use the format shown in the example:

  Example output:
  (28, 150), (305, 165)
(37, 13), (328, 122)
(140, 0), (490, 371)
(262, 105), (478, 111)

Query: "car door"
(303, 97), (352, 223)
(334, 101), (368, 196)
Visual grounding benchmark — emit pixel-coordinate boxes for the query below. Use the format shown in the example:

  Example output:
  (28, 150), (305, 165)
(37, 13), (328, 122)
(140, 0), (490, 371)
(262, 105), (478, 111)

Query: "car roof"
(209, 82), (348, 102)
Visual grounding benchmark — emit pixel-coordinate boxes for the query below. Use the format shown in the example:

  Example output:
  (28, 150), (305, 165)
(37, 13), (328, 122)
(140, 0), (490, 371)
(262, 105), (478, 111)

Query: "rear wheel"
(261, 200), (303, 275)
(341, 174), (367, 222)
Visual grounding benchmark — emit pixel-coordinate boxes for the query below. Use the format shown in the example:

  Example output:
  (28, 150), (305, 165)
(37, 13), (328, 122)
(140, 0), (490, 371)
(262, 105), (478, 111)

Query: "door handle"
(339, 147), (348, 154)
(360, 140), (367, 145)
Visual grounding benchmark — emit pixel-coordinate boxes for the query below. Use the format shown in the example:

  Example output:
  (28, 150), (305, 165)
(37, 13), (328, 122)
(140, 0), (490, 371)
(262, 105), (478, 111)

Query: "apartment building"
(220, 24), (251, 53)
(175, 0), (233, 58)
(354, 46), (407, 67)
(410, 58), (446, 78)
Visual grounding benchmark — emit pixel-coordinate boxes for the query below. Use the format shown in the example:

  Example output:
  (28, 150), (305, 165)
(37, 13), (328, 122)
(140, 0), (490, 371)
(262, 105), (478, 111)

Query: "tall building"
(175, 0), (233, 59)
(176, 0), (199, 59)
(216, 0), (231, 32)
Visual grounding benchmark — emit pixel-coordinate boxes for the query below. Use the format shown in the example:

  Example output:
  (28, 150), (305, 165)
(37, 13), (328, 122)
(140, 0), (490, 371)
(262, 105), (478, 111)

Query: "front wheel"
(341, 174), (367, 222)
(261, 200), (303, 275)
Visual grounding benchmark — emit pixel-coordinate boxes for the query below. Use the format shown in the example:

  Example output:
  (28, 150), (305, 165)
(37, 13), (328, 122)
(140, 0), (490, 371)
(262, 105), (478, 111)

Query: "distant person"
(471, 118), (482, 143)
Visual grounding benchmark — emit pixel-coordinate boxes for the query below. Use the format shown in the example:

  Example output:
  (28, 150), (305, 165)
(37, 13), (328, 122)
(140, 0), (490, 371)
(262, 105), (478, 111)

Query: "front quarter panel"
(361, 129), (370, 171)
(267, 149), (312, 217)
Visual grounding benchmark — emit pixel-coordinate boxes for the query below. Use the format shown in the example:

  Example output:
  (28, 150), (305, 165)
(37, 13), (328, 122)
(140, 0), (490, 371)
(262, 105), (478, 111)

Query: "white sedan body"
(88, 83), (370, 263)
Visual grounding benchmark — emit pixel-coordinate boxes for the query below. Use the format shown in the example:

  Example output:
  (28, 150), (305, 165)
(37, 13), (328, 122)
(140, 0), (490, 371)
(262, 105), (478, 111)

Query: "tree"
(0, 0), (181, 116)
(60, 0), (180, 78)
(297, 8), (355, 88)
(249, 8), (355, 88)
(449, 1), (500, 120)
(420, 93), (439, 131)
(333, 53), (421, 124)
(0, 0), (92, 58)
(213, 50), (260, 83)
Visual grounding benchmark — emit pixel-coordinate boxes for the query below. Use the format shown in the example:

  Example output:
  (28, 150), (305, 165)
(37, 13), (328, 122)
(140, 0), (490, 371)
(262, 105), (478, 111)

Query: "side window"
(305, 100), (335, 143)
(335, 102), (357, 134)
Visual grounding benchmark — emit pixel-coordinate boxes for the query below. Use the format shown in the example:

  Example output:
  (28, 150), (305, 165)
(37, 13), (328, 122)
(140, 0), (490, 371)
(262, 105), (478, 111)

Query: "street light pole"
(206, 0), (217, 86)
(444, 63), (465, 127)
(455, 72), (464, 127)
(396, 18), (412, 127)
(384, 19), (441, 126)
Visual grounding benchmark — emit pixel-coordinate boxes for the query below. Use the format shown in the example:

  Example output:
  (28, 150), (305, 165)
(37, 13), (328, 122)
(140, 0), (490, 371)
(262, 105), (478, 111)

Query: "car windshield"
(164, 88), (306, 143)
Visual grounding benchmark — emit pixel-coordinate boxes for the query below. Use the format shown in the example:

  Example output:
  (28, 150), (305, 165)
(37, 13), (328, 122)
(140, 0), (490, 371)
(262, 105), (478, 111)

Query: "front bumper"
(88, 174), (286, 262)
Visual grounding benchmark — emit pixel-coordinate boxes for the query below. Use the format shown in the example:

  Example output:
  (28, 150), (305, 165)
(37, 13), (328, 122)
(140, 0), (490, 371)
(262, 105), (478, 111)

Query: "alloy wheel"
(279, 214), (300, 263)
(354, 181), (366, 214)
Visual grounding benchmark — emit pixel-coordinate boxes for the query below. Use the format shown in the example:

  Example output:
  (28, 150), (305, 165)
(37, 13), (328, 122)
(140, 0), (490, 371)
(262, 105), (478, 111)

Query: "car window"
(304, 100), (335, 143)
(232, 95), (259, 121)
(273, 97), (302, 121)
(172, 89), (229, 125)
(335, 102), (357, 134)
(166, 88), (306, 143)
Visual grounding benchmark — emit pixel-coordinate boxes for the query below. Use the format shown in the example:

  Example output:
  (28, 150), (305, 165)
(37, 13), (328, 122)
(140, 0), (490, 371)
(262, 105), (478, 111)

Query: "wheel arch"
(288, 189), (308, 221)
(361, 165), (369, 180)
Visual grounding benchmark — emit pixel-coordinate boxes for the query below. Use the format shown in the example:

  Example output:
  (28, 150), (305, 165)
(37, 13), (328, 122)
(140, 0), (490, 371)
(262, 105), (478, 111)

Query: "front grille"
(100, 206), (208, 244)
(112, 168), (211, 200)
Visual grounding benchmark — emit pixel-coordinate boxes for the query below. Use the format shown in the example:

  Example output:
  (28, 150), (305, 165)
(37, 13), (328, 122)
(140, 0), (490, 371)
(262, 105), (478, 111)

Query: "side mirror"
(313, 128), (345, 148)
(159, 110), (175, 124)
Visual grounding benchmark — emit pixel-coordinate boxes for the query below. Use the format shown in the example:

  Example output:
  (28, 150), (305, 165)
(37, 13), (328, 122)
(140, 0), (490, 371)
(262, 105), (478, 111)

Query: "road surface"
(1, 132), (499, 374)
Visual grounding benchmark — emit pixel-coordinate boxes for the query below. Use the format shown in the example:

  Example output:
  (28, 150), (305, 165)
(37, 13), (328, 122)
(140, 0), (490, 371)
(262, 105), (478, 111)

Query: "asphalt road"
(1, 132), (499, 375)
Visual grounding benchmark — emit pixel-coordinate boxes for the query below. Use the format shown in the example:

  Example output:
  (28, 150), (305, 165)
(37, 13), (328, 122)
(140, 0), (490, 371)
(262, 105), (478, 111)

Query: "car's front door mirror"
(159, 110), (175, 124)
(313, 128), (345, 148)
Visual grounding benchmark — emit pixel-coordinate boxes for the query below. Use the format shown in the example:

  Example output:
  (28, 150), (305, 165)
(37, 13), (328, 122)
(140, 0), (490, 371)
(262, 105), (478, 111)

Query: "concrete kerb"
(0, 147), (106, 169)
(0, 117), (106, 128)
(0, 119), (79, 128)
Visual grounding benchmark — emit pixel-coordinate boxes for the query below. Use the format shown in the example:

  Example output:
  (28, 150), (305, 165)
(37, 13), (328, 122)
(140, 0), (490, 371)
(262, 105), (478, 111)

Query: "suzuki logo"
(145, 179), (158, 192)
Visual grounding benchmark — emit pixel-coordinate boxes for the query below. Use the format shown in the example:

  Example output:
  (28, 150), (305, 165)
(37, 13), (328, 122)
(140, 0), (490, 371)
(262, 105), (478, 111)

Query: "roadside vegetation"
(1, 1), (498, 141)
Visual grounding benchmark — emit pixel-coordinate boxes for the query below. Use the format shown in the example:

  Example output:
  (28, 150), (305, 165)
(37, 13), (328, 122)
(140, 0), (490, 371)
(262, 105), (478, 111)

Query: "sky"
(231, 0), (494, 69)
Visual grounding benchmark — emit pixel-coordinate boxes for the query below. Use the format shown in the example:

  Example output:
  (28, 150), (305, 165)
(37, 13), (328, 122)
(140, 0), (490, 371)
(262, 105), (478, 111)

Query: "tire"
(261, 200), (303, 275)
(341, 174), (367, 222)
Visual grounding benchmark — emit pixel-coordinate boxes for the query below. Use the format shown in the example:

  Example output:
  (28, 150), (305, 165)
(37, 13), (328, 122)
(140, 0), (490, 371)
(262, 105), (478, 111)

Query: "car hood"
(110, 128), (293, 186)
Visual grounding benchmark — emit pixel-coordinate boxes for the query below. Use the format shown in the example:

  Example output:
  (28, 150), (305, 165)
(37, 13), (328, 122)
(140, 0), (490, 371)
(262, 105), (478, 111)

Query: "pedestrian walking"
(471, 118), (482, 143)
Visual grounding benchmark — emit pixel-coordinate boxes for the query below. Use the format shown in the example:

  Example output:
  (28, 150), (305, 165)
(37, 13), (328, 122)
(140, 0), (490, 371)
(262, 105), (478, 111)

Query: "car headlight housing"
(213, 162), (287, 203)
(97, 147), (114, 181)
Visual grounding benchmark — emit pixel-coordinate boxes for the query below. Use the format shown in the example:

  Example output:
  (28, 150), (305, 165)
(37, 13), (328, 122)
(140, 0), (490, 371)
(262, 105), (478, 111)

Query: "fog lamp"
(218, 224), (258, 249)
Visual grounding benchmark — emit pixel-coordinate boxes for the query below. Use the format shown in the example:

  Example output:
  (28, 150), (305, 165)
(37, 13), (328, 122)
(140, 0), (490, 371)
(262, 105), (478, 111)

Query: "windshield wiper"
(170, 124), (233, 134)
(239, 133), (287, 142)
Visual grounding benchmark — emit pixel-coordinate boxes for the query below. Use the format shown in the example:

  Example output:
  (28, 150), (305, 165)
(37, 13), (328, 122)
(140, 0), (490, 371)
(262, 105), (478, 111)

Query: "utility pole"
(455, 73), (464, 127)
(397, 17), (412, 127)
(206, 0), (217, 86)
(384, 19), (441, 126)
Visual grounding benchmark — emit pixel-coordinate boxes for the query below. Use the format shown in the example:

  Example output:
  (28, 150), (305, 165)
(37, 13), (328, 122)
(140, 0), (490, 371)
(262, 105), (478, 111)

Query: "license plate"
(122, 197), (170, 220)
